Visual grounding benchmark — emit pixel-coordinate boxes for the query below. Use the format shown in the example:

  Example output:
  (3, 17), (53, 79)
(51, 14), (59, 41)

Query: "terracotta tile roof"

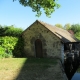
(37, 20), (78, 43)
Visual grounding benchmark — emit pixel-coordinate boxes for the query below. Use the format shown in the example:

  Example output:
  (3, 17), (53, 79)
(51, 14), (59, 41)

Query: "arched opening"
(35, 39), (43, 58)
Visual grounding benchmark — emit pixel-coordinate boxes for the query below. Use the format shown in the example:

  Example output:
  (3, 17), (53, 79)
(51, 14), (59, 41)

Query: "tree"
(70, 24), (80, 33)
(64, 23), (71, 30)
(4, 25), (23, 37)
(13, 0), (60, 17)
(70, 24), (80, 40)
(0, 25), (23, 37)
(55, 24), (63, 28)
(75, 32), (80, 40)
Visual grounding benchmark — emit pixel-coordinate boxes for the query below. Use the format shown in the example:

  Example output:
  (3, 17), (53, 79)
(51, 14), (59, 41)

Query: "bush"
(0, 25), (23, 37)
(13, 36), (24, 57)
(4, 26), (23, 37)
(0, 25), (24, 58)
(0, 46), (13, 58)
(0, 36), (18, 58)
(0, 47), (5, 58)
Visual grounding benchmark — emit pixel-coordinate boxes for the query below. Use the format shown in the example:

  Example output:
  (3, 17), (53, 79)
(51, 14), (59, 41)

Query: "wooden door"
(35, 39), (43, 58)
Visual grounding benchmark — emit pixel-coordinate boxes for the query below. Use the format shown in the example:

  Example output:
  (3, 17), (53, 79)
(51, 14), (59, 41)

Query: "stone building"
(22, 20), (77, 60)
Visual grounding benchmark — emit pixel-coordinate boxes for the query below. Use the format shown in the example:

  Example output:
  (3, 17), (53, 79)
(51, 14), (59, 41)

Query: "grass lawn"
(0, 58), (59, 80)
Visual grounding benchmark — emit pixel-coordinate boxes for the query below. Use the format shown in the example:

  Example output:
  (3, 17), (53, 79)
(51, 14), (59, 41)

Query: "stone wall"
(22, 22), (62, 58)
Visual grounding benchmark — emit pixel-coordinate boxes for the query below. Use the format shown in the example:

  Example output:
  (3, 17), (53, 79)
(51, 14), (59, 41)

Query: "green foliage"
(0, 25), (7, 36)
(70, 24), (80, 40)
(13, 36), (24, 57)
(64, 23), (71, 30)
(0, 25), (23, 37)
(5, 26), (23, 37)
(70, 24), (80, 33)
(0, 25), (24, 58)
(0, 47), (5, 58)
(13, 0), (60, 17)
(75, 32), (80, 40)
(55, 24), (63, 28)
(0, 36), (18, 58)
(68, 24), (80, 40)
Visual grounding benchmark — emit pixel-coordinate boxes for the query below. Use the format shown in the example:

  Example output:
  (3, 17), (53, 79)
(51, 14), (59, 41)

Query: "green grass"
(25, 58), (57, 64)
(0, 58), (58, 80)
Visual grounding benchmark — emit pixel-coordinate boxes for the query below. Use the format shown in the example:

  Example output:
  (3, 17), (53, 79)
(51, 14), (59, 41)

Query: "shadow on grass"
(15, 58), (57, 80)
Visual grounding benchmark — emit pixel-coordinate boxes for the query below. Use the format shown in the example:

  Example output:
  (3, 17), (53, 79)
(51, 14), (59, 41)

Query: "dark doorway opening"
(35, 39), (43, 58)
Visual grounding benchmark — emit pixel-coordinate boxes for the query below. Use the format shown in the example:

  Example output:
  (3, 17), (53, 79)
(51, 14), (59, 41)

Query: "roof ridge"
(36, 20), (78, 42)
(37, 20), (55, 27)
(22, 20), (78, 43)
